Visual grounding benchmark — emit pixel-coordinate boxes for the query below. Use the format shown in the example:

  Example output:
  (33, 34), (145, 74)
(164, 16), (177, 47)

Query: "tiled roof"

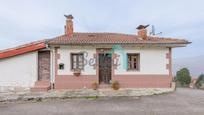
(0, 40), (46, 59)
(0, 32), (190, 59)
(48, 32), (190, 45)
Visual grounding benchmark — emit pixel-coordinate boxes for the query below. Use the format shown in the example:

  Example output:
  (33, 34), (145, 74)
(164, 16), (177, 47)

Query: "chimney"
(136, 25), (149, 40)
(64, 14), (74, 37)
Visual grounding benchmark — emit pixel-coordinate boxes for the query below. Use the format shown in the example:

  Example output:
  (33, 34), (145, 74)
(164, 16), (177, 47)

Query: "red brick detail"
(65, 15), (74, 37)
(169, 48), (172, 76)
(56, 53), (60, 60)
(166, 64), (170, 70)
(138, 29), (148, 40)
(55, 75), (97, 89)
(54, 47), (60, 76)
(112, 75), (172, 88)
(112, 53), (119, 69)
(0, 41), (46, 59)
(166, 52), (170, 59)
(166, 48), (172, 76)
(93, 53), (97, 69)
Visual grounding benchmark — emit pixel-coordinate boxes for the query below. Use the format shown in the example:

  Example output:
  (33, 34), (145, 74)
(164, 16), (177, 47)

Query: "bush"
(175, 68), (191, 87)
(111, 81), (120, 90)
(195, 74), (204, 89)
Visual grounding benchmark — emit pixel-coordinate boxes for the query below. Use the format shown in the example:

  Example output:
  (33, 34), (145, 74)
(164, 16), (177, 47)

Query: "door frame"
(38, 50), (51, 81)
(96, 48), (112, 84)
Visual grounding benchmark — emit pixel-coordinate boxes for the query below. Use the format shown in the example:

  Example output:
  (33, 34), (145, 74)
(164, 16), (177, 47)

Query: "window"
(71, 53), (84, 70)
(127, 53), (140, 70)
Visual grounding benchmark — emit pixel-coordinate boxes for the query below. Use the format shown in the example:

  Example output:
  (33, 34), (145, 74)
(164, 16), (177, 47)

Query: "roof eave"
(0, 42), (46, 59)
(48, 42), (190, 48)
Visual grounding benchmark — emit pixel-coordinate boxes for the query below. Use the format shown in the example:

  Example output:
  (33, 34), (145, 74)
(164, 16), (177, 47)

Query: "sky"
(0, 0), (203, 59)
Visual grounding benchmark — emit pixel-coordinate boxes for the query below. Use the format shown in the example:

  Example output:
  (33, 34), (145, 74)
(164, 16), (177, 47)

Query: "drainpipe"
(45, 44), (55, 90)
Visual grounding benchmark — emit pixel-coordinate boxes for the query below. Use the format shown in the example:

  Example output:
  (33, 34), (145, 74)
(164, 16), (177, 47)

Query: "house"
(0, 15), (190, 92)
(190, 77), (204, 89)
(189, 78), (197, 88)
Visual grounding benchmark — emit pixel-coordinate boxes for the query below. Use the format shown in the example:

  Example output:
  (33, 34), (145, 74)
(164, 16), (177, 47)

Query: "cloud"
(0, 0), (203, 58)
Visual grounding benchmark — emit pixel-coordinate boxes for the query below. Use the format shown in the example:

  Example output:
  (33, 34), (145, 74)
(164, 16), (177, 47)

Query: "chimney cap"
(136, 25), (149, 30)
(64, 14), (74, 19)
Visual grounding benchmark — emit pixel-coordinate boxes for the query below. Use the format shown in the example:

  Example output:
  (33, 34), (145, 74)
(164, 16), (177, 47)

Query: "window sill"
(126, 69), (140, 72)
(70, 69), (84, 72)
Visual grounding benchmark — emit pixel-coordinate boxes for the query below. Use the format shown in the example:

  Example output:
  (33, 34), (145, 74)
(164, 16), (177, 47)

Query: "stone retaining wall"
(0, 88), (174, 103)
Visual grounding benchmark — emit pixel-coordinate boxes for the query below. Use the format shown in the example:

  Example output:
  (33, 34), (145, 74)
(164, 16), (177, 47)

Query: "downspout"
(45, 43), (55, 90)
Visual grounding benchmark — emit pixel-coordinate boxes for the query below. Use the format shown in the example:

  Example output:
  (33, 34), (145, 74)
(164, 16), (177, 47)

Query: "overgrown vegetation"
(175, 68), (191, 87)
(195, 74), (204, 89)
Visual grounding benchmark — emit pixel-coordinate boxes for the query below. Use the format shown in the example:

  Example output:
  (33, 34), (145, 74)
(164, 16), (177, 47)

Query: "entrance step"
(99, 84), (111, 89)
(31, 81), (51, 92)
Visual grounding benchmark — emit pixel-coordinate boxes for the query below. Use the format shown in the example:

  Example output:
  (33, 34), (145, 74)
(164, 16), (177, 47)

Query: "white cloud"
(0, 0), (203, 58)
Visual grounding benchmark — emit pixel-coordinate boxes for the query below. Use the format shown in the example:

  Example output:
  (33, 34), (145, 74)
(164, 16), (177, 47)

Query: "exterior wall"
(113, 47), (172, 88)
(114, 47), (169, 75)
(54, 46), (97, 89)
(53, 45), (172, 89)
(57, 46), (96, 75)
(0, 52), (38, 91)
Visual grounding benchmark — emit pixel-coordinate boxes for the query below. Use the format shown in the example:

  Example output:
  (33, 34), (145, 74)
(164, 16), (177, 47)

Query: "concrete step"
(31, 81), (51, 92)
(35, 81), (50, 86)
(99, 84), (111, 89)
(30, 86), (50, 92)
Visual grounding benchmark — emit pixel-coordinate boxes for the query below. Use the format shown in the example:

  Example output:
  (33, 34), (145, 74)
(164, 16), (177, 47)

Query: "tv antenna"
(150, 25), (162, 36)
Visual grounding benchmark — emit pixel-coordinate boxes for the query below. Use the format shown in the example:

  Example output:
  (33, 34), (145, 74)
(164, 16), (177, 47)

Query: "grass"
(84, 96), (98, 99)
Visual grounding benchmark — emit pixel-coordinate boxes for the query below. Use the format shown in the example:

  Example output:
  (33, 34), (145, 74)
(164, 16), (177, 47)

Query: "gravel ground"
(0, 88), (204, 115)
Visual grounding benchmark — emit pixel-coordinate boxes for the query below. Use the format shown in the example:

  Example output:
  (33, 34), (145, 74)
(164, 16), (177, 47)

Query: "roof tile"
(48, 32), (189, 45)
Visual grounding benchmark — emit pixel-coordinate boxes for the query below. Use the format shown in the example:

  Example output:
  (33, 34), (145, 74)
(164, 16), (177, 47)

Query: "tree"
(176, 68), (191, 87)
(195, 74), (204, 88)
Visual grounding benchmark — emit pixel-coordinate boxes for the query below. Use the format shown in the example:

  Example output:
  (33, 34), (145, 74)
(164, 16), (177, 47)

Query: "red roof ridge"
(73, 32), (136, 36)
(51, 32), (187, 40)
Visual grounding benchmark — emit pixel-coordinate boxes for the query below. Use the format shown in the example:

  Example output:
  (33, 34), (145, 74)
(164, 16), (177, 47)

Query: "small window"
(127, 53), (140, 71)
(59, 63), (64, 70)
(71, 53), (84, 70)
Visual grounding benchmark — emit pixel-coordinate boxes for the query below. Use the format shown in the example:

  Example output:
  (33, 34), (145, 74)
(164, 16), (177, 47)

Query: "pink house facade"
(0, 15), (190, 92)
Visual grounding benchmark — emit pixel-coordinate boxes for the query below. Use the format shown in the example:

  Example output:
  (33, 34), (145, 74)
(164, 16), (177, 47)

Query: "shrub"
(112, 81), (120, 90)
(175, 68), (191, 87)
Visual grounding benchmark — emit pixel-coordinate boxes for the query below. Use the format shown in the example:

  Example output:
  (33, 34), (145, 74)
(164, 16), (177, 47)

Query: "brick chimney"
(64, 14), (74, 37)
(136, 25), (149, 40)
